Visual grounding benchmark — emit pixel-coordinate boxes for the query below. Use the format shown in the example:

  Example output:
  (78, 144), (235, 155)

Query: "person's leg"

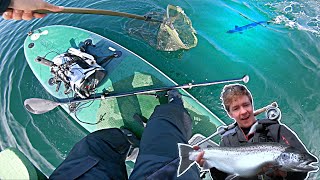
(50, 128), (130, 180)
(129, 90), (199, 179)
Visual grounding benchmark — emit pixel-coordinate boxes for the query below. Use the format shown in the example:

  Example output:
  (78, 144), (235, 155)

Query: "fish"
(227, 21), (269, 33)
(177, 142), (318, 178)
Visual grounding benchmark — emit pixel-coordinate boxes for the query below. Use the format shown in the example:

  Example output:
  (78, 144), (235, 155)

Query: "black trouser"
(129, 102), (199, 179)
(49, 128), (130, 180)
(50, 103), (199, 180)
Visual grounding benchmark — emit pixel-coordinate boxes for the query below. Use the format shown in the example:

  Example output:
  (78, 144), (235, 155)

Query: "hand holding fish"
(194, 148), (288, 177)
(193, 146), (205, 167)
(178, 143), (318, 178)
(259, 164), (287, 178)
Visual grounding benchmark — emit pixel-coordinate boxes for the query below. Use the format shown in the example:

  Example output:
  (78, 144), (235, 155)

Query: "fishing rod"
(24, 75), (249, 115)
(196, 102), (278, 146)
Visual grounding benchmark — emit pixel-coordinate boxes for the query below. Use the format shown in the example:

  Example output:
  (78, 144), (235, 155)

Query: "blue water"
(0, 0), (319, 178)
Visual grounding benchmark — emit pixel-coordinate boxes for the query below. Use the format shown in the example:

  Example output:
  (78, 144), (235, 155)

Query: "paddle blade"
(242, 75), (250, 83)
(24, 98), (60, 114)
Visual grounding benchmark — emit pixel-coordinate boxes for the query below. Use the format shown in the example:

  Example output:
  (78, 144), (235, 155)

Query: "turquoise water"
(0, 0), (319, 178)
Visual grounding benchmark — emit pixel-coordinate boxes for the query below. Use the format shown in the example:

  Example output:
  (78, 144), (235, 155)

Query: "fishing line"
(39, 38), (62, 55)
(72, 70), (107, 125)
(41, 50), (60, 59)
(65, 95), (102, 125)
(59, 59), (106, 125)
(73, 90), (106, 125)
(74, 110), (105, 125)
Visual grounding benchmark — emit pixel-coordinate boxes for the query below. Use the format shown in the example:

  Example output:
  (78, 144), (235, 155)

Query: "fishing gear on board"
(34, 47), (118, 99)
(35, 5), (197, 51)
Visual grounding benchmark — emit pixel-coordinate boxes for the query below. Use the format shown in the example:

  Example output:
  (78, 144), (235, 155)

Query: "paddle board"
(24, 25), (224, 140)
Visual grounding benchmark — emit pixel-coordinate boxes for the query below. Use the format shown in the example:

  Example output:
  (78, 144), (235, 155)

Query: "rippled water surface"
(0, 0), (319, 178)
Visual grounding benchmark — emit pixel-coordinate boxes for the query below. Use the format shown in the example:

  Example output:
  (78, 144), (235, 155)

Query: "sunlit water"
(0, 0), (319, 178)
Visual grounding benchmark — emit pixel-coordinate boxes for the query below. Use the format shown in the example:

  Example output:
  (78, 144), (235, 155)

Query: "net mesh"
(125, 5), (197, 51)
(157, 5), (198, 51)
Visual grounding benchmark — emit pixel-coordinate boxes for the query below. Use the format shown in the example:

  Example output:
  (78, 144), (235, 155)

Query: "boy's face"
(228, 95), (256, 128)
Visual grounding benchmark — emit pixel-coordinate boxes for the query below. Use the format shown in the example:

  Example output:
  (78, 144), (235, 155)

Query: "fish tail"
(177, 143), (196, 177)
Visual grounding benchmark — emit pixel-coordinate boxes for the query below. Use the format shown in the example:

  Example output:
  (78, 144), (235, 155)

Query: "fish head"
(276, 147), (319, 172)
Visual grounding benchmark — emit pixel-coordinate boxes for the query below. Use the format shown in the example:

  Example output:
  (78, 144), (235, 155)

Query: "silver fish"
(177, 142), (318, 177)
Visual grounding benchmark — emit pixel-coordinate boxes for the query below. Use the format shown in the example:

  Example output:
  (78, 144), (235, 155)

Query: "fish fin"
(177, 143), (195, 177)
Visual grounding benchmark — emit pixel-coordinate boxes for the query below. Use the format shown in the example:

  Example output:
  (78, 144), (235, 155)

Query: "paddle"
(34, 5), (197, 51)
(196, 102), (278, 146)
(24, 75), (249, 114)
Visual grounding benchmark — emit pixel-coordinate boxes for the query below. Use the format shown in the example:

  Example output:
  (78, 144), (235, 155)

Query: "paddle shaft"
(34, 7), (163, 23)
(24, 75), (249, 114)
(62, 75), (248, 105)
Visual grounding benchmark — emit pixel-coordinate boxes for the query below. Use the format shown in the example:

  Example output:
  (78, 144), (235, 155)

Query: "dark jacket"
(210, 119), (309, 180)
(0, 0), (10, 13)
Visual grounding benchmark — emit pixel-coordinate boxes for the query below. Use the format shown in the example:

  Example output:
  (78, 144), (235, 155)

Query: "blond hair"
(220, 84), (253, 112)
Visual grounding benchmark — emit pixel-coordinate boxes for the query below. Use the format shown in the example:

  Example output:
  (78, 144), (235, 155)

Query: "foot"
(167, 89), (183, 105)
